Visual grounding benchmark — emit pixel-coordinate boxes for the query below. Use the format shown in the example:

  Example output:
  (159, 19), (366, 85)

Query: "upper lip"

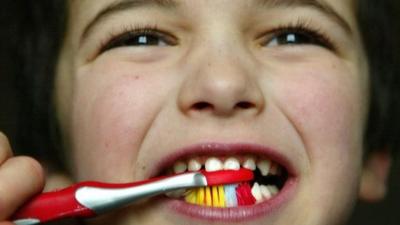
(149, 142), (297, 178)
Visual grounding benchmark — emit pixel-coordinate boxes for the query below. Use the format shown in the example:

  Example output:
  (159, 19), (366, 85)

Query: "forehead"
(69, 0), (356, 21)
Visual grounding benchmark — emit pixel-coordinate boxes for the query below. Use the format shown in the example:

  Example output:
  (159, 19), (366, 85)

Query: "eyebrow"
(256, 0), (353, 34)
(80, 0), (178, 43)
(80, 0), (352, 44)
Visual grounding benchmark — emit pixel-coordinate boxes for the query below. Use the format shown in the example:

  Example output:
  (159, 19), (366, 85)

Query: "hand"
(0, 132), (44, 225)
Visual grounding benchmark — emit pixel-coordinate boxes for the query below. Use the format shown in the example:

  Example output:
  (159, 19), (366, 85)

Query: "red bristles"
(235, 183), (256, 206)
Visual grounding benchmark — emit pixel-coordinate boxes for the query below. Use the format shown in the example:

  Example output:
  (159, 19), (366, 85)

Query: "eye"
(100, 28), (178, 53)
(262, 26), (334, 50)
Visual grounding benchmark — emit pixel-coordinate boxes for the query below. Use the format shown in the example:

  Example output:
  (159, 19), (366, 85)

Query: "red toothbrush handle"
(11, 176), (178, 224)
(12, 176), (172, 224)
(12, 184), (96, 223)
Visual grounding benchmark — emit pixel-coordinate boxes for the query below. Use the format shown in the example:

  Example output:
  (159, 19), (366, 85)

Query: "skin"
(0, 0), (391, 224)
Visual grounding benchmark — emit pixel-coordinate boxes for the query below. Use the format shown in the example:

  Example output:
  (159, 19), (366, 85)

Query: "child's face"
(55, 0), (368, 224)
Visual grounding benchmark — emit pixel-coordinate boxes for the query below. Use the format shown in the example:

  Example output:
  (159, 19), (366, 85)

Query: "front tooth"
(173, 161), (187, 173)
(251, 182), (263, 202)
(205, 157), (223, 171)
(188, 158), (202, 171)
(267, 185), (279, 196)
(223, 157), (240, 170)
(243, 157), (256, 170)
(257, 159), (271, 176)
(260, 185), (272, 200)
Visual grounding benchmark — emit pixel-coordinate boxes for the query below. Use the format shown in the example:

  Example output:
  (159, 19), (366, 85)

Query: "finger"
(0, 132), (13, 164)
(0, 156), (44, 220)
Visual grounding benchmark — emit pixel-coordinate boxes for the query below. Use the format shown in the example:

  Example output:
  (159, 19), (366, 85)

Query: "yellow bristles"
(184, 185), (227, 208)
(218, 185), (226, 207)
(212, 186), (220, 207)
(205, 187), (212, 207)
(197, 187), (205, 205)
(184, 190), (197, 204)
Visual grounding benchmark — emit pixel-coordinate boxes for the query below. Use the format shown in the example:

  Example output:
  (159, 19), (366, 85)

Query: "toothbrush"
(12, 168), (253, 225)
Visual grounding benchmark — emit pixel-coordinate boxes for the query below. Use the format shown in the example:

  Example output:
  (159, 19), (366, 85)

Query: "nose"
(177, 47), (265, 118)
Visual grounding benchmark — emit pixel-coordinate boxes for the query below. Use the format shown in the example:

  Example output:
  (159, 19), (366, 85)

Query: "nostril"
(235, 101), (255, 109)
(193, 102), (214, 110)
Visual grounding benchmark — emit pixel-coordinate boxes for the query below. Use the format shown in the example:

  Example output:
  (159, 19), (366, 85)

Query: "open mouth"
(154, 143), (297, 221)
(165, 155), (288, 207)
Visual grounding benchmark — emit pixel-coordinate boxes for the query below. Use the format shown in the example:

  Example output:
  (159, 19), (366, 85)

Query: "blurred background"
(0, 1), (399, 225)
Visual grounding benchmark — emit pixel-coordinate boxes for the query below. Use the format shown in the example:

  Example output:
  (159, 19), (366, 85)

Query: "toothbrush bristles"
(184, 184), (245, 208)
(236, 183), (256, 206)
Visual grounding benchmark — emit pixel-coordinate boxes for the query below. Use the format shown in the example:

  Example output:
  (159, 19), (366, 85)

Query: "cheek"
(284, 70), (363, 182)
(275, 60), (365, 157)
(284, 74), (361, 152)
(273, 59), (366, 220)
(69, 63), (168, 181)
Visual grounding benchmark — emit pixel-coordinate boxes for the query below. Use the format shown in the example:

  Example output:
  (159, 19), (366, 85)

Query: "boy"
(1, 0), (399, 224)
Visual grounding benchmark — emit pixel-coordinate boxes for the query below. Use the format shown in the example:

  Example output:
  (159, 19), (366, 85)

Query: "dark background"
(0, 2), (399, 225)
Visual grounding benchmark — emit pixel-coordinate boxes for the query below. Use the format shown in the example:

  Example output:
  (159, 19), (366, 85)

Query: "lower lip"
(164, 177), (298, 222)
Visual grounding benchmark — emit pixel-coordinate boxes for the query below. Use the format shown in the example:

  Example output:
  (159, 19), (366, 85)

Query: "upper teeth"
(205, 157), (223, 172)
(172, 155), (279, 177)
(188, 158), (202, 171)
(223, 157), (240, 170)
(269, 162), (281, 175)
(173, 161), (187, 173)
(256, 159), (271, 176)
(242, 156), (256, 170)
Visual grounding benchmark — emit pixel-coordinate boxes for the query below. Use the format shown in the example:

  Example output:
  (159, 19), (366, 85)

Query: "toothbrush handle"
(12, 174), (174, 224)
(11, 176), (179, 224)
(12, 184), (96, 224)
